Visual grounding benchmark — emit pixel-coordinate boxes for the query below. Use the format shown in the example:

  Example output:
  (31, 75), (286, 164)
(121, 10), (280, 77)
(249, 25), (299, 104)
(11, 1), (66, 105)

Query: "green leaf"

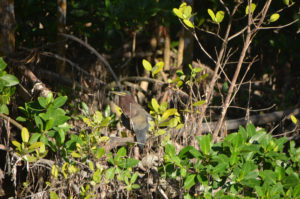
(184, 174), (196, 190)
(21, 128), (30, 143)
(50, 191), (59, 199)
(173, 8), (183, 19)
(96, 147), (105, 159)
(117, 147), (127, 157)
(192, 100), (206, 107)
(119, 158), (139, 169)
(290, 114), (298, 124)
(142, 59), (152, 71)
(215, 11), (225, 23)
(0, 74), (19, 86)
(28, 142), (44, 150)
(269, 13), (280, 23)
(183, 19), (194, 28)
(259, 170), (277, 185)
(184, 193), (192, 199)
(93, 169), (102, 183)
(12, 140), (21, 149)
(71, 152), (81, 158)
(207, 9), (216, 22)
(283, 174), (299, 188)
(34, 115), (43, 131)
(0, 104), (9, 115)
(0, 57), (7, 71)
(161, 108), (178, 121)
(293, 184), (300, 198)
(132, 184), (140, 189)
(53, 96), (67, 109)
(245, 3), (256, 15)
(283, 0), (290, 6)
(104, 105), (111, 117)
(29, 133), (41, 144)
(197, 134), (212, 155)
(151, 98), (160, 113)
(246, 123), (257, 137)
(105, 167), (115, 182)
(45, 92), (53, 106)
(152, 61), (164, 76)
(182, 5), (192, 19)
(81, 102), (89, 115)
(38, 97), (47, 108)
(130, 172), (139, 184)
(45, 118), (54, 131)
(16, 116), (26, 122)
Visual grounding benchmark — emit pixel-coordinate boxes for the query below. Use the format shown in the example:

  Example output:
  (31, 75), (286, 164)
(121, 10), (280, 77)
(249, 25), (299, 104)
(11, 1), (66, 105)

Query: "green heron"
(111, 91), (151, 149)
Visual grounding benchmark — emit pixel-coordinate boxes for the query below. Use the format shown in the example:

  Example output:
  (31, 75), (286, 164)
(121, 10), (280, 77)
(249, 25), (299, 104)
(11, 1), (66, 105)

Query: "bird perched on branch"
(111, 91), (151, 149)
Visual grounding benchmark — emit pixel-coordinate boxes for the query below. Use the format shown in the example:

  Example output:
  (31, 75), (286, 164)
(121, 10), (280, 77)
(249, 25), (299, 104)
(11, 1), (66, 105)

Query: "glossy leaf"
(290, 114), (298, 124)
(142, 59), (152, 71)
(245, 3), (256, 15)
(0, 57), (7, 71)
(50, 191), (59, 199)
(105, 167), (115, 182)
(192, 100), (206, 107)
(269, 13), (280, 23)
(0, 104), (9, 115)
(45, 92), (53, 106)
(197, 134), (212, 155)
(151, 98), (160, 113)
(207, 9), (215, 22)
(0, 74), (19, 86)
(161, 108), (178, 121)
(53, 96), (67, 109)
(183, 19), (194, 28)
(283, 0), (290, 5)
(215, 11), (225, 23)
(173, 8), (183, 19)
(184, 174), (196, 190)
(152, 61), (164, 76)
(21, 127), (30, 143)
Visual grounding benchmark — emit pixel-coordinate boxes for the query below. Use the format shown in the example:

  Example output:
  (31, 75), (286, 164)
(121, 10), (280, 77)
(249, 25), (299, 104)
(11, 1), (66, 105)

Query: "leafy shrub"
(16, 92), (71, 153)
(0, 57), (19, 114)
(160, 123), (300, 198)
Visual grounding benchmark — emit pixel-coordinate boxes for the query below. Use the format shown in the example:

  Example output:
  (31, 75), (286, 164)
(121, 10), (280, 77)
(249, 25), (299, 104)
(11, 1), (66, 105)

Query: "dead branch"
(60, 33), (122, 90)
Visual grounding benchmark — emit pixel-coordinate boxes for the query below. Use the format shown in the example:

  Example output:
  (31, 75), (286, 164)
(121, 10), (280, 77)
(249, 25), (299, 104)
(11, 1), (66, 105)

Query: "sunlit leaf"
(0, 57), (7, 71)
(0, 104), (9, 115)
(183, 19), (194, 28)
(142, 59), (152, 71)
(245, 3), (256, 15)
(192, 100), (206, 107)
(0, 74), (19, 86)
(207, 9), (215, 22)
(28, 142), (44, 150)
(21, 127), (30, 143)
(182, 5), (192, 19)
(215, 11), (225, 23)
(173, 8), (183, 19)
(161, 108), (178, 121)
(269, 13), (280, 23)
(12, 140), (21, 149)
(184, 174), (196, 190)
(151, 98), (160, 113)
(50, 191), (59, 199)
(152, 61), (164, 76)
(45, 92), (53, 106)
(290, 114), (298, 124)
(283, 0), (290, 6)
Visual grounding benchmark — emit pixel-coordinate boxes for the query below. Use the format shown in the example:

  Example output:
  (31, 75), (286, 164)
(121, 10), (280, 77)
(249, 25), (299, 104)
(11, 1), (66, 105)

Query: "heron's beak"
(110, 91), (127, 96)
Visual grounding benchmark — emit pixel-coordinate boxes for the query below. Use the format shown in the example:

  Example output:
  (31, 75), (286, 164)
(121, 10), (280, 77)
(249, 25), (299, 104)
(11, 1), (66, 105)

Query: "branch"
(0, 114), (23, 130)
(60, 33), (122, 90)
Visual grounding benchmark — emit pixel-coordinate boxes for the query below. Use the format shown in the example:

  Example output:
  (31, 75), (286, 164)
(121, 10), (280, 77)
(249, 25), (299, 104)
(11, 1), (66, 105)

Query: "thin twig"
(60, 33), (122, 90)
